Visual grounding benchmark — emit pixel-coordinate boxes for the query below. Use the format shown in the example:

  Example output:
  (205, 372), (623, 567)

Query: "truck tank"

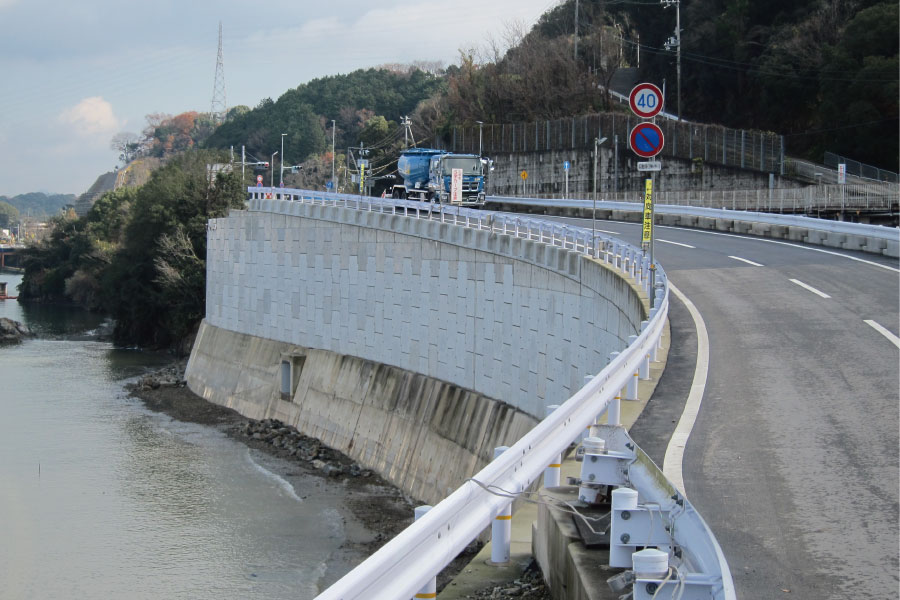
(397, 148), (444, 190)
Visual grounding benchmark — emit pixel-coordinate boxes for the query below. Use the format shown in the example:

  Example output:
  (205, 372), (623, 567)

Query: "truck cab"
(428, 154), (487, 207)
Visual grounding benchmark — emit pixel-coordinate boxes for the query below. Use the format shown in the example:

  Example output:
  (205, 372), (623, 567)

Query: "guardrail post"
(653, 285), (664, 311)
(639, 322), (651, 379)
(412, 505), (436, 599)
(490, 446), (512, 565)
(625, 335), (640, 400)
(543, 406), (562, 488)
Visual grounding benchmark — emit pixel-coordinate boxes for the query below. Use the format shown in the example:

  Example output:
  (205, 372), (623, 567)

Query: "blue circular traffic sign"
(630, 122), (665, 158)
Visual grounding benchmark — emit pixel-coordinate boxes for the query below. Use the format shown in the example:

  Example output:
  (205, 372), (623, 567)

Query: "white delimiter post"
(412, 505), (435, 600)
(543, 406), (562, 488)
(607, 352), (622, 426)
(490, 446), (512, 565)
(639, 321), (651, 379)
(625, 335), (640, 400)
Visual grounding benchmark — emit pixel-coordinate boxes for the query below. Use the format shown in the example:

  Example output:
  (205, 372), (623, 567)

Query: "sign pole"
(642, 175), (656, 302)
(650, 172), (656, 298)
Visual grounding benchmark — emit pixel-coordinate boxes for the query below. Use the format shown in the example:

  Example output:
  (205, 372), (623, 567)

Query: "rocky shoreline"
(125, 359), (514, 594)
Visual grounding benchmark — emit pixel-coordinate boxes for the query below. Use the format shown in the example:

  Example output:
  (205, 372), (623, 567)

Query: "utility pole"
(331, 119), (336, 192)
(662, 0), (681, 121)
(271, 151), (278, 187)
(592, 137), (607, 257)
(241, 145), (245, 187)
(280, 133), (286, 187)
(476, 121), (483, 156)
(574, 0), (579, 61)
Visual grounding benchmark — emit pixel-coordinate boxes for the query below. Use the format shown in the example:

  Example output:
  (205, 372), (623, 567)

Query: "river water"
(0, 272), (351, 599)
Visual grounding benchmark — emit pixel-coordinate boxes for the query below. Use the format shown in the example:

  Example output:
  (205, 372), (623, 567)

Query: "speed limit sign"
(629, 83), (664, 119)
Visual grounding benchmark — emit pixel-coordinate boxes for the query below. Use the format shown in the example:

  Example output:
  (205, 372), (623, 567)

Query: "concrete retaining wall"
(187, 200), (647, 501)
(202, 200), (646, 417)
(187, 321), (538, 505)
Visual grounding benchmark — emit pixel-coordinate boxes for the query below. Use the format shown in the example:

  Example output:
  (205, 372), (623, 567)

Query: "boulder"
(0, 318), (32, 345)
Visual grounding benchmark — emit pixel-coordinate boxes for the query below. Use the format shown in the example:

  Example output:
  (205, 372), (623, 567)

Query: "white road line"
(728, 255), (764, 267)
(864, 320), (900, 348)
(658, 239), (695, 248)
(789, 279), (831, 298)
(653, 225), (900, 273)
(663, 283), (710, 497)
(537, 215), (621, 235)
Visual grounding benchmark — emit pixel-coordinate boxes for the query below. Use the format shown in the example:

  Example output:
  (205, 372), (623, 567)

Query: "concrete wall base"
(186, 320), (539, 505)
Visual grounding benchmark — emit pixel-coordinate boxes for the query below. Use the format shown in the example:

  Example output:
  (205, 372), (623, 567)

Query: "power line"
(783, 117), (900, 137)
(616, 36), (899, 83)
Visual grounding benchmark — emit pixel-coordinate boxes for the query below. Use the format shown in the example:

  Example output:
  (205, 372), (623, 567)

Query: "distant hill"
(0, 192), (75, 219)
(204, 67), (445, 166)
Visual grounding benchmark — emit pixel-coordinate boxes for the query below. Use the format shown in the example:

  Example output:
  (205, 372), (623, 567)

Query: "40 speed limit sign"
(629, 83), (664, 119)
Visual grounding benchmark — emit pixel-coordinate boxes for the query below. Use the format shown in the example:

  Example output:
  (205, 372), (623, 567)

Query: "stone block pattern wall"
(204, 199), (645, 418)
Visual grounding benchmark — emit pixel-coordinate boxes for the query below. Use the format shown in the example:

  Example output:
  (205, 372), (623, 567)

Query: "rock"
(0, 317), (33, 345)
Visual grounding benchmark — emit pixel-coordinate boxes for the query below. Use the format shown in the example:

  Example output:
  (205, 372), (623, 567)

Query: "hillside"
(204, 68), (445, 166)
(0, 192), (75, 220)
(202, 0), (897, 173)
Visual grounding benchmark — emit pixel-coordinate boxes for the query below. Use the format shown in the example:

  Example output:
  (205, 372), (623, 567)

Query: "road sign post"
(838, 163), (846, 220)
(521, 170), (528, 196)
(564, 160), (570, 199)
(629, 82), (665, 306)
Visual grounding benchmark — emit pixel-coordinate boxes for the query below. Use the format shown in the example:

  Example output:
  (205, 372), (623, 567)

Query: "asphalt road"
(541, 215), (899, 600)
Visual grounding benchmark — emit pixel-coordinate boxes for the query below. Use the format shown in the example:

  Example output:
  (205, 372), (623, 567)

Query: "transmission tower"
(211, 21), (227, 124)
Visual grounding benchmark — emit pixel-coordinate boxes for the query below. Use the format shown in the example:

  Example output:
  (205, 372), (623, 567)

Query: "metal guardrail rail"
(485, 195), (900, 241)
(246, 187), (736, 600)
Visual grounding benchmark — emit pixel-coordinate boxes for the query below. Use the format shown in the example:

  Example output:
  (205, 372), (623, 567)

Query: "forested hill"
(201, 0), (897, 172)
(533, 0), (898, 169)
(0, 192), (75, 220)
(204, 68), (445, 165)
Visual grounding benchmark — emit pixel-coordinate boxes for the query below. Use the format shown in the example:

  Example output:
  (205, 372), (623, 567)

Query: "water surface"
(1, 272), (348, 599)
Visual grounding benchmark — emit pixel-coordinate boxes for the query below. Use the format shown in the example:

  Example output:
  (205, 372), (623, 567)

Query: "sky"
(0, 0), (559, 197)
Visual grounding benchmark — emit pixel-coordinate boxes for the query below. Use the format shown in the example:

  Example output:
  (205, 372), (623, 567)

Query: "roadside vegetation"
(18, 150), (245, 351)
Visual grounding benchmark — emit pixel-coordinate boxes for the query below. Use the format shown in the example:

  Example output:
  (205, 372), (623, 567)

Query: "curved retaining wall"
(187, 323), (539, 504)
(187, 199), (647, 500)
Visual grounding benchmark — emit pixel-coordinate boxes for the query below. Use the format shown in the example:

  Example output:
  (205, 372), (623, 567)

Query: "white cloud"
(58, 96), (123, 138)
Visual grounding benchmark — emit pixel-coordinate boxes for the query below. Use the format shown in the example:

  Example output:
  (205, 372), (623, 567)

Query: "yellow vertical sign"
(359, 164), (365, 193)
(642, 178), (653, 244)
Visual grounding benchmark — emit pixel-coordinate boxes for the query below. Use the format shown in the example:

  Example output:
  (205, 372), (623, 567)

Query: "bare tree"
(110, 132), (142, 165)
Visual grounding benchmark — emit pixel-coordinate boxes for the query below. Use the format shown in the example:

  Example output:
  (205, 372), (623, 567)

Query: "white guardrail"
(247, 187), (736, 600)
(484, 195), (899, 241)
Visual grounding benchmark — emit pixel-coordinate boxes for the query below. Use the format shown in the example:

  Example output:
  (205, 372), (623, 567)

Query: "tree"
(0, 201), (18, 229)
(110, 132), (142, 165)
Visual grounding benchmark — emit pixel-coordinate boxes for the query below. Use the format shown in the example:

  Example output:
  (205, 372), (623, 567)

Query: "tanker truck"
(389, 148), (490, 208)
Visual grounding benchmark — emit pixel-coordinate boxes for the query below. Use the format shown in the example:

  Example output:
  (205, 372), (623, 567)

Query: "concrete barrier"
(486, 196), (900, 257)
